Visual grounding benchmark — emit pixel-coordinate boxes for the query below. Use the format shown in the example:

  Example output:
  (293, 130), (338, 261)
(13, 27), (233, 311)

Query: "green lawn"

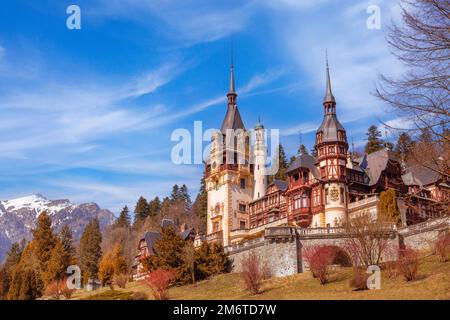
(72, 255), (450, 300)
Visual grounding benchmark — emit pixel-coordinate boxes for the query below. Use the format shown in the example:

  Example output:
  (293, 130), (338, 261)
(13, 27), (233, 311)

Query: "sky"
(0, 0), (408, 215)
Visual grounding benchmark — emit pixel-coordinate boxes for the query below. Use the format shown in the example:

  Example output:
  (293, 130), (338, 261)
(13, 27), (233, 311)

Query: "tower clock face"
(214, 203), (221, 214)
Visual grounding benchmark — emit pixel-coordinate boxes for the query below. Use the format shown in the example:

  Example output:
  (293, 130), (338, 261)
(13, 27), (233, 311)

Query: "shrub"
(397, 248), (419, 281)
(241, 252), (264, 295)
(132, 291), (148, 300)
(384, 260), (398, 278)
(435, 234), (450, 262)
(307, 246), (346, 285)
(45, 280), (64, 300)
(349, 268), (369, 291)
(145, 269), (176, 300)
(113, 274), (129, 289)
(61, 286), (75, 300)
(309, 248), (334, 285)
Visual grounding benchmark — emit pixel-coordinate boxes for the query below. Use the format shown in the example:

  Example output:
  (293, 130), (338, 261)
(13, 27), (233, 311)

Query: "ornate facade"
(204, 56), (449, 247)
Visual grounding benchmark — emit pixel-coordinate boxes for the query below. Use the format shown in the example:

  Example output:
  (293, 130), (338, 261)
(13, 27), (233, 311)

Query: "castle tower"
(205, 52), (253, 246)
(314, 55), (349, 227)
(253, 119), (267, 200)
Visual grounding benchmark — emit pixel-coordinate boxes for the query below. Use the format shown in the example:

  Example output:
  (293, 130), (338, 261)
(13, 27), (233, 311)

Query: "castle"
(203, 55), (449, 248)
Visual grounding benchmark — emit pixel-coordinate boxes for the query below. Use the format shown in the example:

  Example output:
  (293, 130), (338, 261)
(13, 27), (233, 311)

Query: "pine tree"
(153, 227), (185, 269)
(3, 243), (22, 270)
(45, 239), (66, 284)
(148, 197), (162, 218)
(8, 268), (42, 300)
(0, 242), (23, 299)
(32, 211), (57, 284)
(418, 127), (433, 143)
(114, 206), (131, 229)
(395, 132), (414, 161)
(98, 244), (127, 287)
(288, 155), (296, 167)
(7, 241), (44, 300)
(298, 144), (309, 155)
(133, 196), (150, 227)
(170, 185), (180, 202)
(193, 177), (208, 232)
(365, 125), (385, 154)
(0, 268), (8, 300)
(195, 242), (228, 279)
(78, 219), (103, 283)
(59, 224), (76, 267)
(269, 144), (288, 183)
(179, 184), (192, 209)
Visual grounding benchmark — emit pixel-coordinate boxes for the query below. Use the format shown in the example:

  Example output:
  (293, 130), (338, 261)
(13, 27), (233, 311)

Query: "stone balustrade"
(348, 195), (379, 210)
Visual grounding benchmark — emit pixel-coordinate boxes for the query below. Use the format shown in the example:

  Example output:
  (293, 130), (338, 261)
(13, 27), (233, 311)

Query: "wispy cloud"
(240, 68), (287, 94)
(119, 62), (188, 99)
(145, 66), (287, 127)
(277, 0), (404, 121)
(280, 122), (319, 136)
(262, 0), (333, 10)
(90, 0), (253, 46)
(0, 58), (185, 157)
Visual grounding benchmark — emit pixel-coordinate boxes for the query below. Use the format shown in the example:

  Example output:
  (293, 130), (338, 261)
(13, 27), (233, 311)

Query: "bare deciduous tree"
(343, 214), (395, 268)
(375, 0), (449, 179)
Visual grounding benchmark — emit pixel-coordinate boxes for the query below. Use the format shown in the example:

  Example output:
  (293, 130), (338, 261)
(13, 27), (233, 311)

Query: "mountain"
(0, 194), (115, 262)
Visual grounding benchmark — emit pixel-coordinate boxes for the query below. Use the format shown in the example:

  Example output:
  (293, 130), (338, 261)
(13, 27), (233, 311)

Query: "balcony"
(206, 231), (223, 244)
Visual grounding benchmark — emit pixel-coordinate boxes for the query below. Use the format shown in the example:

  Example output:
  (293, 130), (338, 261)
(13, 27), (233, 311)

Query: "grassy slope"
(73, 255), (450, 300)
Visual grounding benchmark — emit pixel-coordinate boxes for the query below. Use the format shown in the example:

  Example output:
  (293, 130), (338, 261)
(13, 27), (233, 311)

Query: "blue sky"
(0, 0), (408, 214)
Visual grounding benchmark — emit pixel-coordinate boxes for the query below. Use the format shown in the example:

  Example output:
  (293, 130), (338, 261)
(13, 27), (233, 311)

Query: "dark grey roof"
(402, 165), (440, 186)
(358, 149), (398, 186)
(316, 114), (346, 143)
(271, 179), (288, 192)
(181, 228), (195, 241)
(324, 59), (335, 103)
(220, 105), (245, 134)
(161, 218), (174, 229)
(143, 231), (161, 255)
(286, 154), (320, 179)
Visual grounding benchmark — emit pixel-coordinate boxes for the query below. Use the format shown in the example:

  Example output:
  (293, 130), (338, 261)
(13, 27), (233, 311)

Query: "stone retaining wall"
(226, 217), (449, 277)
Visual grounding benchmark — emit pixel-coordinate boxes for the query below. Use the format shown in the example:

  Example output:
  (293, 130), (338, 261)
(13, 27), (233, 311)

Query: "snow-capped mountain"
(0, 194), (115, 262)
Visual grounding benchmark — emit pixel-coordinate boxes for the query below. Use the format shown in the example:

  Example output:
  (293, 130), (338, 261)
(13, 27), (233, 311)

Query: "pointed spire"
(229, 43), (235, 93)
(255, 115), (264, 129)
(227, 43), (237, 105)
(324, 50), (335, 104)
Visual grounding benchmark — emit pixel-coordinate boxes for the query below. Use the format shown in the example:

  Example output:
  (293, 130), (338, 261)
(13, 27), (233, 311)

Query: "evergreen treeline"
(0, 213), (78, 300)
(141, 225), (228, 285)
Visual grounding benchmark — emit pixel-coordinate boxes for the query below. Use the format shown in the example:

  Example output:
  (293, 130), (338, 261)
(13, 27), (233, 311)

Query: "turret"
(314, 53), (349, 227)
(253, 119), (267, 200)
